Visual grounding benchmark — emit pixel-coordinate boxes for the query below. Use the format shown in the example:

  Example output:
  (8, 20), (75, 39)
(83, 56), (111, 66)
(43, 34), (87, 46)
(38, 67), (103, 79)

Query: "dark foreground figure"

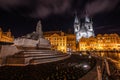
(0, 54), (96, 80)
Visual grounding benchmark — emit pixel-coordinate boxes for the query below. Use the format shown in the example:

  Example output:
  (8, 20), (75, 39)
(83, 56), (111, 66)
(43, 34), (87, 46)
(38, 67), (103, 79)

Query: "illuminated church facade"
(74, 14), (95, 42)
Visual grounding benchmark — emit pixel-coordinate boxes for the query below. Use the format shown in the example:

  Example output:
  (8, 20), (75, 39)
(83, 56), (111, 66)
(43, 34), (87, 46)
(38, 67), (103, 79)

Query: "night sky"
(0, 0), (120, 37)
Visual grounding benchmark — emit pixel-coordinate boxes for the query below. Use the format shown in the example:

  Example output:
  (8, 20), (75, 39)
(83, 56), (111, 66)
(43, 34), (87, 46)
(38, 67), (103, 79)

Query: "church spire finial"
(74, 11), (79, 24)
(85, 10), (90, 22)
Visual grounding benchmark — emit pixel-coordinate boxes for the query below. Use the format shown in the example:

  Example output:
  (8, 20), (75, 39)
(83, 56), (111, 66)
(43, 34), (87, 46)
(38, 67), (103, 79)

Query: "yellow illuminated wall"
(79, 33), (120, 51)
(44, 31), (76, 53)
(44, 31), (67, 53)
(66, 34), (76, 52)
(0, 28), (14, 43)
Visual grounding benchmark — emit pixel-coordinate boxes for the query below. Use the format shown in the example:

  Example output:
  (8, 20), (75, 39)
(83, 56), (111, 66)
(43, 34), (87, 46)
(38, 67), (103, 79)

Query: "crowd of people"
(0, 54), (96, 80)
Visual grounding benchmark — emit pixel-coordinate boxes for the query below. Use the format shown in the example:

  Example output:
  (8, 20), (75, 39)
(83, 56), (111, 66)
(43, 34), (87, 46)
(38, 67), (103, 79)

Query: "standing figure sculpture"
(36, 20), (43, 38)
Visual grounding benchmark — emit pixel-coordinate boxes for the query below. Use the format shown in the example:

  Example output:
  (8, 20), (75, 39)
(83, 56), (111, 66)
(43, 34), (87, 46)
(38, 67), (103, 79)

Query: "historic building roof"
(0, 27), (14, 43)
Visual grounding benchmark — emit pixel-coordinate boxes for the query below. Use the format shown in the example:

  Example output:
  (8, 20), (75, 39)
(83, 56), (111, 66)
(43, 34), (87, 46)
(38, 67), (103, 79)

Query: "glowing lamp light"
(79, 54), (82, 56)
(82, 64), (91, 70)
(83, 64), (88, 68)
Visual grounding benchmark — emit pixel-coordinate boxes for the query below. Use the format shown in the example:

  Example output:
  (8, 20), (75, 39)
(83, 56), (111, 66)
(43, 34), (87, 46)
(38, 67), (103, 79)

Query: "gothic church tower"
(74, 12), (95, 43)
(74, 13), (80, 34)
(84, 16), (95, 37)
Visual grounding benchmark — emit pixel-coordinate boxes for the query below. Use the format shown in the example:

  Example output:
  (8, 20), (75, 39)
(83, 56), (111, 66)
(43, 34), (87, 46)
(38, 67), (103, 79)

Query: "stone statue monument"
(14, 20), (51, 48)
(36, 21), (43, 38)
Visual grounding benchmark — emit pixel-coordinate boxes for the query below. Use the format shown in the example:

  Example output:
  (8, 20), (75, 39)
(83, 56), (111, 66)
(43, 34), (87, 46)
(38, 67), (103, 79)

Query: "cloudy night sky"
(0, 0), (120, 37)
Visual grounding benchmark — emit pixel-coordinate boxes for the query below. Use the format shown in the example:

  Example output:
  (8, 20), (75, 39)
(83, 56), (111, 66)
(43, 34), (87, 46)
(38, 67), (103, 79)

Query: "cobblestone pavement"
(79, 58), (102, 80)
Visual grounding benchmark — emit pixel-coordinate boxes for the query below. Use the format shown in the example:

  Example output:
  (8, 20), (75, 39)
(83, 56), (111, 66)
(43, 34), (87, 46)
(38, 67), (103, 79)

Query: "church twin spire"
(74, 12), (95, 42)
(74, 12), (80, 24)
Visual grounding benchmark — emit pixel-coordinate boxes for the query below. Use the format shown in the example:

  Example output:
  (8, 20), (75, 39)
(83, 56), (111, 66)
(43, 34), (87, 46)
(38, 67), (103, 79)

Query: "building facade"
(44, 31), (76, 53)
(79, 33), (120, 51)
(0, 28), (14, 43)
(66, 34), (76, 52)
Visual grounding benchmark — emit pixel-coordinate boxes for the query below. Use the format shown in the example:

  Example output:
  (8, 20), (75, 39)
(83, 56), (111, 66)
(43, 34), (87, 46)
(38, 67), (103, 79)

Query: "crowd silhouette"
(0, 54), (96, 80)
